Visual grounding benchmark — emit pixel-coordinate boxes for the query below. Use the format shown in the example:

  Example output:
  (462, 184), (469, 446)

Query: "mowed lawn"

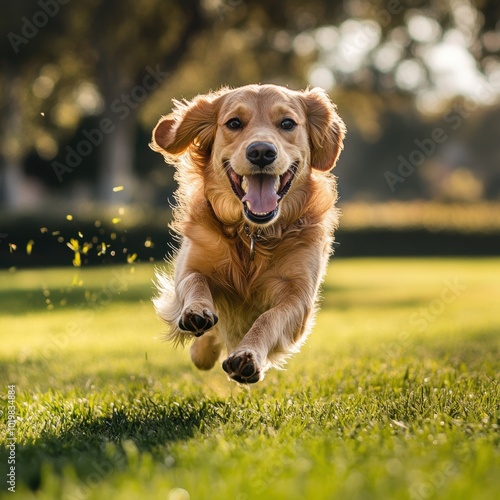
(0, 258), (499, 499)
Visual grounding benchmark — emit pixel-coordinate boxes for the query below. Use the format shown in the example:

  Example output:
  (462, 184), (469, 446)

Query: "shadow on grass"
(9, 396), (231, 492)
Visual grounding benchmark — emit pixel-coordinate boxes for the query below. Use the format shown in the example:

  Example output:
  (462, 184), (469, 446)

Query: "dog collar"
(243, 225), (262, 261)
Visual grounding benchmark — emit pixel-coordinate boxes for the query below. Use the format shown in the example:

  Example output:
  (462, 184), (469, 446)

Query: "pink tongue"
(241, 175), (279, 214)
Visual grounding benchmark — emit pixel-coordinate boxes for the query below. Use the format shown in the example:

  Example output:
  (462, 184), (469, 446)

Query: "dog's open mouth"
(226, 163), (297, 224)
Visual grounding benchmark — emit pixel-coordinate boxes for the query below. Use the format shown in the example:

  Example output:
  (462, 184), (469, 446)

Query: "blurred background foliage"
(0, 0), (499, 262)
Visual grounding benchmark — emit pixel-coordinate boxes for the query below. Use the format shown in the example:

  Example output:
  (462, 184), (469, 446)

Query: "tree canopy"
(1, 0), (499, 209)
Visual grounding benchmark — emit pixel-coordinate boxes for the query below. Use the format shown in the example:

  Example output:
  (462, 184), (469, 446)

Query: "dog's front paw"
(178, 307), (218, 337)
(222, 351), (261, 384)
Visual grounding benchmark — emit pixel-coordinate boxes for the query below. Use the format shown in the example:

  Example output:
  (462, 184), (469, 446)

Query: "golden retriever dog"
(150, 84), (346, 384)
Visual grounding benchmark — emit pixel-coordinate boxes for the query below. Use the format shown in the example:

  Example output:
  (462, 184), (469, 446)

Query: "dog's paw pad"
(240, 362), (256, 378)
(222, 352), (260, 384)
(179, 308), (218, 336)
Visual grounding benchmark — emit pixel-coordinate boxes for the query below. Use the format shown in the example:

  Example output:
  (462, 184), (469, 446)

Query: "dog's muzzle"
(226, 162), (297, 225)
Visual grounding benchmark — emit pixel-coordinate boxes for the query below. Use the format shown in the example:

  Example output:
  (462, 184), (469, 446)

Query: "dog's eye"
(226, 118), (243, 130)
(280, 118), (296, 131)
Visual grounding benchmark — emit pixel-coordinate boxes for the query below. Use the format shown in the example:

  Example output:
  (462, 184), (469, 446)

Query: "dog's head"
(151, 84), (345, 227)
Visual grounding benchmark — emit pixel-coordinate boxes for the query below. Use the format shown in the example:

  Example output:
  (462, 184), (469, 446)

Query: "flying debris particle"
(118, 207), (125, 215)
(78, 231), (83, 238)
(67, 239), (81, 267)
(110, 233), (117, 240)
(95, 220), (102, 228)
(26, 240), (35, 255)
(41, 112), (45, 116)
(40, 227), (48, 234)
(66, 239), (79, 251)
(73, 252), (81, 267)
(112, 218), (121, 224)
(390, 419), (409, 430)
(66, 214), (73, 221)
(113, 185), (124, 192)
(144, 238), (153, 248)
(52, 231), (61, 236)
(9, 243), (17, 253)
(82, 242), (92, 255)
(127, 253), (137, 264)
(98, 242), (107, 256)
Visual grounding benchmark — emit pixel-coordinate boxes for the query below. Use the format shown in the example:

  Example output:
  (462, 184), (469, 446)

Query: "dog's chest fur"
(185, 221), (292, 304)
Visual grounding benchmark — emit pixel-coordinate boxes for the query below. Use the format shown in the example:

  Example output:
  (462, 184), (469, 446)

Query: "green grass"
(1, 258), (499, 499)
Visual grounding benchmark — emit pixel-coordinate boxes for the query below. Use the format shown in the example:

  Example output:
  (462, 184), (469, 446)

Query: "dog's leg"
(190, 333), (222, 370)
(155, 268), (218, 344)
(221, 245), (331, 384)
(176, 272), (218, 336)
(222, 298), (313, 384)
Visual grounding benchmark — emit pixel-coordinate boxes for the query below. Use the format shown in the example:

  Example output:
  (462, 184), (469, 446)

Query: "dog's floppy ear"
(301, 88), (346, 171)
(150, 92), (224, 160)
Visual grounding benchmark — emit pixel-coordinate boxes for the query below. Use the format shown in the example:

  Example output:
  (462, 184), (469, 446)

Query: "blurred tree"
(141, 0), (499, 202)
(0, 0), (65, 209)
(1, 0), (498, 209)
(62, 0), (206, 202)
(1, 0), (206, 208)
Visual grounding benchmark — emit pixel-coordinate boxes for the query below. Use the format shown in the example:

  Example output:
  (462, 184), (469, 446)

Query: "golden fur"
(150, 84), (346, 384)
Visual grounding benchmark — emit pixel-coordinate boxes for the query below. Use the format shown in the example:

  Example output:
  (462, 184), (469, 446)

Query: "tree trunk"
(0, 76), (30, 211)
(97, 108), (137, 204)
(1, 159), (25, 210)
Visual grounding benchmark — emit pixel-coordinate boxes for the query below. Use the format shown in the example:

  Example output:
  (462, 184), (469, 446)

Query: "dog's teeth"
(245, 200), (251, 210)
(242, 176), (248, 193)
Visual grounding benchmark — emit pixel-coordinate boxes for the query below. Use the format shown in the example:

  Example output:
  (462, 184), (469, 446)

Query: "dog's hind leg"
(190, 333), (222, 370)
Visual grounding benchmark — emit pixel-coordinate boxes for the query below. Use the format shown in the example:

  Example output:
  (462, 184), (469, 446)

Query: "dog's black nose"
(246, 142), (278, 168)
